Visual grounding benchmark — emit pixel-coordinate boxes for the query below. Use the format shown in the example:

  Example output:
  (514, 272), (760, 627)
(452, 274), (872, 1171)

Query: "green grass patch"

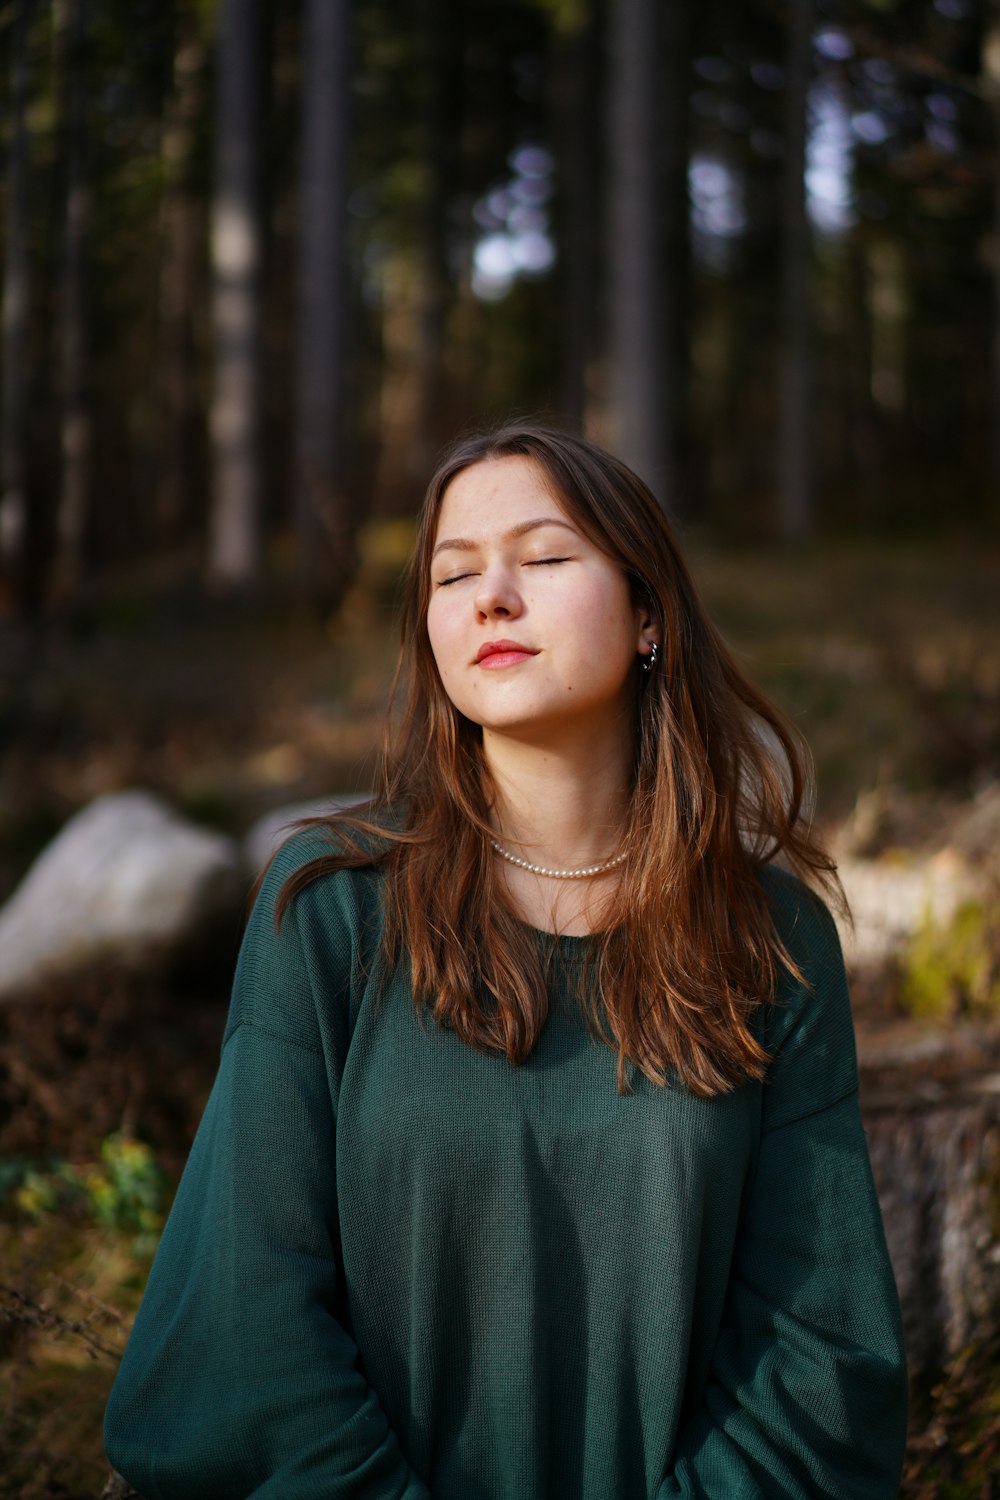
(0, 1220), (151, 1498)
(898, 901), (1000, 1020)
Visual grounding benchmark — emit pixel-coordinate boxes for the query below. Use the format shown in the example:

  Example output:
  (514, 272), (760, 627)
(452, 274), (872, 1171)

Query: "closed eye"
(434, 556), (570, 587)
(434, 571), (478, 587)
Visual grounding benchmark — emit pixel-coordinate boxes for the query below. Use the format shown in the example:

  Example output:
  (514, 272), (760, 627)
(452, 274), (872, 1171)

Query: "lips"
(475, 639), (539, 665)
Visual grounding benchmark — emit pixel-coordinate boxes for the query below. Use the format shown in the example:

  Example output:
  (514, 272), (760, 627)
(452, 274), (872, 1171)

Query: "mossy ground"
(0, 1216), (149, 1498)
(0, 978), (221, 1497)
(896, 898), (1000, 1022)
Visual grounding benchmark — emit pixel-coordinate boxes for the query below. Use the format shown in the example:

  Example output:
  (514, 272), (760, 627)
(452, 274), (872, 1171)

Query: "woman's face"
(425, 455), (655, 748)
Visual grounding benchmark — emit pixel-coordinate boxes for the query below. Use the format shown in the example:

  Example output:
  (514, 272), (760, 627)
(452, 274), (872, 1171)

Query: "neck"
(481, 725), (632, 869)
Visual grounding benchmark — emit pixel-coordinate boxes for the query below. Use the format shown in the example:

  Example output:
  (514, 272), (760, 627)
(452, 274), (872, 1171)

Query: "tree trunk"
(777, 0), (814, 541)
(51, 0), (91, 603)
(412, 0), (462, 473)
(993, 112), (1000, 498)
(866, 233), (908, 504)
(207, 0), (264, 589)
(658, 0), (692, 515)
(985, 4), (1000, 495)
(606, 0), (670, 508)
(843, 233), (878, 524)
(861, 1025), (1000, 1382)
(293, 0), (351, 599)
(553, 0), (600, 433)
(1, 0), (36, 613)
(157, 5), (208, 550)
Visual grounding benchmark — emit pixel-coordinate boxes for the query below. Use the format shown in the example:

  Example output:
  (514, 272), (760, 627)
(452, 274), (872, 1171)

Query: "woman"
(104, 422), (908, 1499)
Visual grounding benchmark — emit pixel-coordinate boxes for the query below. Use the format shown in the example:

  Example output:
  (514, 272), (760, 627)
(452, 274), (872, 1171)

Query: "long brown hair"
(274, 420), (841, 1096)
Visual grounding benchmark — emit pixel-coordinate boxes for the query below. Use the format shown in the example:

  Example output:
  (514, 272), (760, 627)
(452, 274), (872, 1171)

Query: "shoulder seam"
(763, 1081), (859, 1136)
(223, 1016), (325, 1059)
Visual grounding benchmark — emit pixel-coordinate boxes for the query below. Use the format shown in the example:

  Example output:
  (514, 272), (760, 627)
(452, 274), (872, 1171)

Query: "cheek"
(425, 602), (460, 681)
(574, 577), (638, 649)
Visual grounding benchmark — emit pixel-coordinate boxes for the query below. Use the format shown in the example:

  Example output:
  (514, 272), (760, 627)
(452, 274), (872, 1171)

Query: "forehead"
(433, 455), (570, 540)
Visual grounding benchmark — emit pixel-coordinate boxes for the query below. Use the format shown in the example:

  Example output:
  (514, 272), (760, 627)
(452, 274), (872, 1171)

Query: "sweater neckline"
(519, 921), (601, 961)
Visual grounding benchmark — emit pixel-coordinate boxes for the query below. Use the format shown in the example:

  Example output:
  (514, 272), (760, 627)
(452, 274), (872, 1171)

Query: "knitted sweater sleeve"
(103, 837), (430, 1500)
(657, 873), (909, 1500)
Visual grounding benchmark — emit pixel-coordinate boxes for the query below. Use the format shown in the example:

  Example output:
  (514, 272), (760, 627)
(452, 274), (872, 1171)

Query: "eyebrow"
(431, 517), (580, 560)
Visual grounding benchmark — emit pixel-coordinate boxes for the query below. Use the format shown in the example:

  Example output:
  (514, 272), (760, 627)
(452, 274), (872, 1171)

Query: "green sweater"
(104, 830), (908, 1499)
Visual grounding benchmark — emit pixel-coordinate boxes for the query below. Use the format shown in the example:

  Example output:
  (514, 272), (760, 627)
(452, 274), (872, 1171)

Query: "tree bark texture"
(293, 0), (352, 597)
(778, 0), (814, 541)
(861, 1032), (1000, 1384)
(606, 0), (670, 509)
(208, 0), (264, 587)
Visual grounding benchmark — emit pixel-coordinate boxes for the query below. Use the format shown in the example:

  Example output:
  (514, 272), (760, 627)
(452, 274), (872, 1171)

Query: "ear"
(635, 601), (661, 656)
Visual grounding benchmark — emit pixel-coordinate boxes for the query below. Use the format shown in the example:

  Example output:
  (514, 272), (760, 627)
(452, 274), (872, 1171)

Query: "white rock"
(0, 790), (243, 1000)
(243, 794), (372, 875)
(947, 781), (1000, 870)
(835, 849), (978, 969)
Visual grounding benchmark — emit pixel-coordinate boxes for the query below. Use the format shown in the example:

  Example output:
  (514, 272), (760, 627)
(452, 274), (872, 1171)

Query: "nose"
(473, 562), (523, 620)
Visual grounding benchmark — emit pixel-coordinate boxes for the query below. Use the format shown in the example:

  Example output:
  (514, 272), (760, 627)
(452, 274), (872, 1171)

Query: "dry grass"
(689, 539), (1000, 817)
(0, 1220), (143, 1498)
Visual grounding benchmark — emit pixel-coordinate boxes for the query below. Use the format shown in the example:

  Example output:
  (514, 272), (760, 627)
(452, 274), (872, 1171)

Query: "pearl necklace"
(489, 839), (627, 880)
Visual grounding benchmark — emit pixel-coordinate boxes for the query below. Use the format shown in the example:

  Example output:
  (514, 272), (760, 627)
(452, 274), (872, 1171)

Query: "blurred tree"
(156, 0), (209, 549)
(683, 4), (782, 527)
(0, 0), (996, 619)
(986, 0), (1000, 491)
(606, 0), (670, 508)
(658, 0), (693, 513)
(448, 0), (557, 424)
(1, 0), (37, 614)
(207, 0), (263, 588)
(778, 0), (814, 541)
(292, 0), (352, 600)
(413, 0), (464, 472)
(551, 0), (601, 431)
(51, 0), (91, 602)
(842, 0), (996, 527)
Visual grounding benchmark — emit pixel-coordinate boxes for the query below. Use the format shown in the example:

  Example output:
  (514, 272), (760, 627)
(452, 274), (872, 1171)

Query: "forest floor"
(1, 531), (999, 1497)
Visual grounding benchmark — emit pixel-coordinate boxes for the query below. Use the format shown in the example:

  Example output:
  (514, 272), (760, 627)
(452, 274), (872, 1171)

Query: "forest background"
(1, 0), (1000, 1495)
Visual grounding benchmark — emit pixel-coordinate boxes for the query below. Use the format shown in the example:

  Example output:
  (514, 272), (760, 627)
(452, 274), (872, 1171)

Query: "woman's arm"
(658, 875), (909, 1500)
(103, 839), (430, 1500)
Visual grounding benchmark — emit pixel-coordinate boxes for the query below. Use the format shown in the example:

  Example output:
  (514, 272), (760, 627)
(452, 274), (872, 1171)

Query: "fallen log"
(860, 1021), (1000, 1383)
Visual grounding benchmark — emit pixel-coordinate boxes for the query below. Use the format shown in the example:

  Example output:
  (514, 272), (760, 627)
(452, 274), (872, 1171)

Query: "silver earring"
(641, 641), (658, 672)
